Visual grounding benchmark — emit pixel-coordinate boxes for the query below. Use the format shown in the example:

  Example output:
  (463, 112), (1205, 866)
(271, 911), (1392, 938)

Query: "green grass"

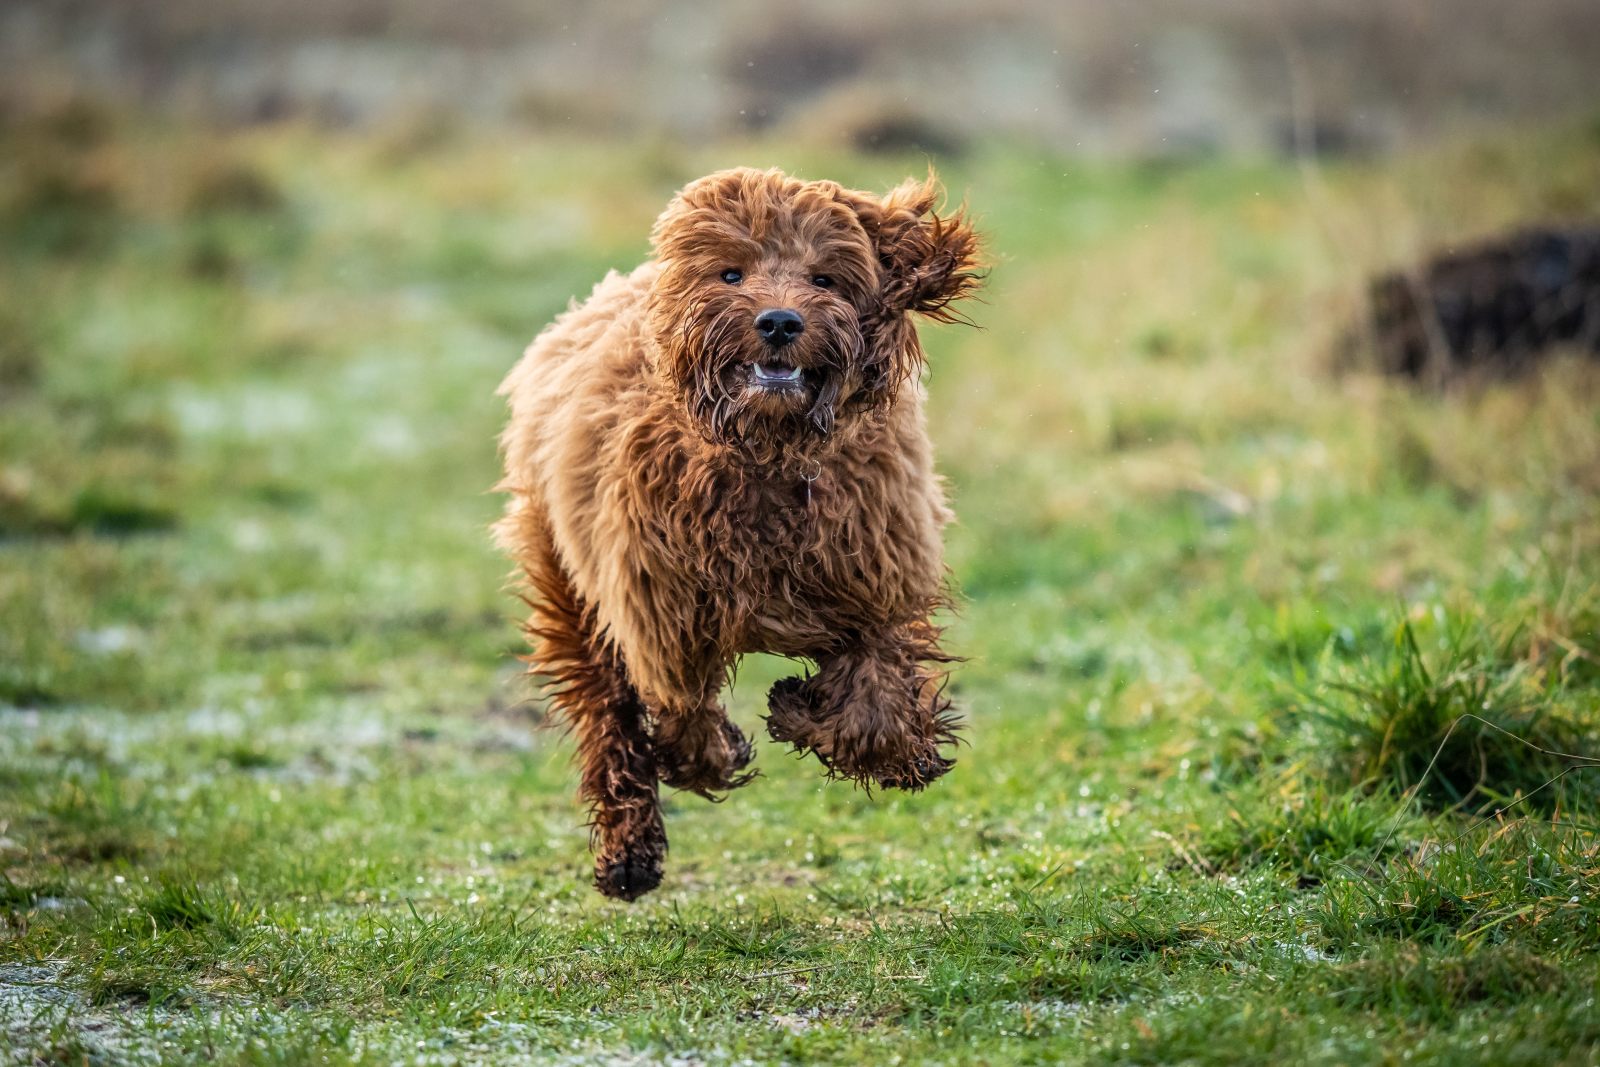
(2, 105), (1600, 1064)
(1301, 612), (1600, 813)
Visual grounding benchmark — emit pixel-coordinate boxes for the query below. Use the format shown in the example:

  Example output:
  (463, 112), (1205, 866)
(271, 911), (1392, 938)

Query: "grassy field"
(2, 105), (1600, 1064)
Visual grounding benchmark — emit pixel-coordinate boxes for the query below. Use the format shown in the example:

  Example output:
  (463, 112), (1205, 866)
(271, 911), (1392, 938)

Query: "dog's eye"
(811, 274), (835, 289)
(720, 268), (743, 284)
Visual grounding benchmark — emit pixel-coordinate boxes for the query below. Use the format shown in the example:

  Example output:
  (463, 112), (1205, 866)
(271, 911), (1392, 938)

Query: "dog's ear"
(848, 174), (983, 322)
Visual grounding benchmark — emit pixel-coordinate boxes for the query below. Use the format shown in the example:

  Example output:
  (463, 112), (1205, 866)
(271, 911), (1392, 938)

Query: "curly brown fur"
(653, 710), (757, 798)
(495, 167), (982, 899)
(765, 617), (961, 791)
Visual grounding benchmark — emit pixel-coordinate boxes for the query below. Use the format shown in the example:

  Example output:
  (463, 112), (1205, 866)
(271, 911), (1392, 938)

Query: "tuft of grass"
(1327, 944), (1565, 1020)
(1513, 566), (1600, 689)
(1202, 780), (1404, 886)
(139, 881), (218, 931)
(1302, 613), (1598, 813)
(1316, 818), (1600, 950)
(1077, 911), (1206, 963)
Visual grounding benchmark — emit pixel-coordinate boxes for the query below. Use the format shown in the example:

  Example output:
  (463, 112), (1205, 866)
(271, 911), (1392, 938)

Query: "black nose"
(754, 308), (805, 348)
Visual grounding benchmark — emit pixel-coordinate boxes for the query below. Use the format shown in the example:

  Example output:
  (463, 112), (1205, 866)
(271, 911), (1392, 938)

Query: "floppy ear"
(856, 174), (984, 322)
(822, 173), (982, 416)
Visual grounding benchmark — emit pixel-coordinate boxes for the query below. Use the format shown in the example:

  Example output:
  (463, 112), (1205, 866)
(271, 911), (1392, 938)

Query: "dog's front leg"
(643, 648), (757, 799)
(766, 620), (961, 791)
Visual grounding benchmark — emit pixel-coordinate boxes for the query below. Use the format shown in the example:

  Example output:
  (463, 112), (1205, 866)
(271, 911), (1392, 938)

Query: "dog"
(495, 167), (981, 900)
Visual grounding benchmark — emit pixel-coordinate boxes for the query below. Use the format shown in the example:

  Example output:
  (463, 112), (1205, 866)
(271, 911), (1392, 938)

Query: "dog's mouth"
(748, 359), (809, 392)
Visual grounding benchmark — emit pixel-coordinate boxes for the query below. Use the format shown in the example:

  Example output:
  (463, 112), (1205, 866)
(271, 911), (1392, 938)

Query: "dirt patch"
(1361, 225), (1600, 384)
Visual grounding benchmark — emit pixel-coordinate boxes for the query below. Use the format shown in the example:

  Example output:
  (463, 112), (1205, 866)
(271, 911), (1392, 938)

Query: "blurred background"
(5, 0), (1600, 154)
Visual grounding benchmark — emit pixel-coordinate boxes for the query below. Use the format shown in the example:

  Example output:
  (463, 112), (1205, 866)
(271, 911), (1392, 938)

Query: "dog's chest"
(679, 473), (884, 653)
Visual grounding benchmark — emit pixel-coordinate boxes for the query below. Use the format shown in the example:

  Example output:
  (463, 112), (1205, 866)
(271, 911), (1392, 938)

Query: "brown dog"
(495, 167), (981, 899)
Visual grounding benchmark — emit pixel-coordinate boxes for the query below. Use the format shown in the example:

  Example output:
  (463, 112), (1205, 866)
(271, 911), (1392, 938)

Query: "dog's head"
(646, 167), (981, 451)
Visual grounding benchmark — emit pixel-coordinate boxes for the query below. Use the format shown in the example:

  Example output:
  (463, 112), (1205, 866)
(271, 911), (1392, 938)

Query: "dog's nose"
(754, 308), (805, 348)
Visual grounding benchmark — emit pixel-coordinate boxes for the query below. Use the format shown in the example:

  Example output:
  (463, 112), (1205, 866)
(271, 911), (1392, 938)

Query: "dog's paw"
(594, 853), (663, 901)
(765, 675), (823, 746)
(657, 718), (757, 799)
(767, 670), (961, 792)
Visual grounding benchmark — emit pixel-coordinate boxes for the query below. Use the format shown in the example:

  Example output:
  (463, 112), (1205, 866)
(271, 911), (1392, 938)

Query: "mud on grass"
(2, 110), (1600, 1064)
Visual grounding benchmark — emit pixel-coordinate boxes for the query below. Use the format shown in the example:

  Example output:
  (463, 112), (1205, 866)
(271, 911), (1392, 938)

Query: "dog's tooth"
(753, 362), (803, 384)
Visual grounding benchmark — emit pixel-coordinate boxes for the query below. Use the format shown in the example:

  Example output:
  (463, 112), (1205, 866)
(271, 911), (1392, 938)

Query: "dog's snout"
(754, 308), (805, 348)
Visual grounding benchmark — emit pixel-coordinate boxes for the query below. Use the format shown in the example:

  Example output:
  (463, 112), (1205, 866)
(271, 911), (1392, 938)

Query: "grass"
(2, 102), (1599, 1064)
(1302, 611), (1600, 813)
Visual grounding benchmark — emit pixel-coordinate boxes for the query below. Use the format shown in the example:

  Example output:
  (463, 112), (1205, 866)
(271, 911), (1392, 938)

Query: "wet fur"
(495, 167), (981, 900)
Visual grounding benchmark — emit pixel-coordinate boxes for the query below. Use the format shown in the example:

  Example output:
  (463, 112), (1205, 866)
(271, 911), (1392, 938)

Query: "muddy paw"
(765, 675), (824, 748)
(657, 718), (757, 798)
(766, 672), (960, 791)
(594, 853), (663, 901)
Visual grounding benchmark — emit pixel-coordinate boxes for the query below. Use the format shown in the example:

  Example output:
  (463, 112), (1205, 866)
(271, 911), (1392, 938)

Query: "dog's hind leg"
(766, 619), (961, 791)
(515, 521), (666, 900)
(573, 688), (664, 900)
